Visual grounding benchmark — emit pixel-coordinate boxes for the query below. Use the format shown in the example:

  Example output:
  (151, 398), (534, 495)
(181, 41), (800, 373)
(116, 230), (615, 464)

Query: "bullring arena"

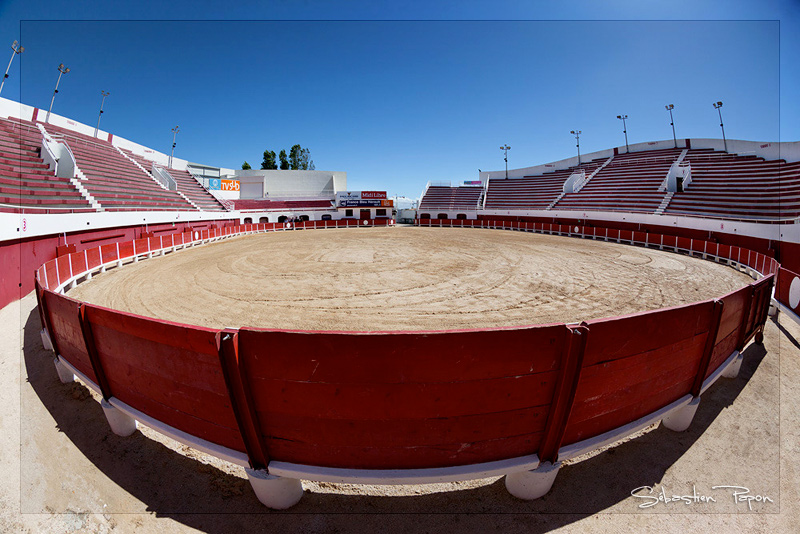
(2, 100), (800, 531)
(68, 227), (753, 331)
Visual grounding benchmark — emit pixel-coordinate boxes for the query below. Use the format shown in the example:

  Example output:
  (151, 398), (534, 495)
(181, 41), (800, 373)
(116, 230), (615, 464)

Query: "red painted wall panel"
(43, 291), (97, 383)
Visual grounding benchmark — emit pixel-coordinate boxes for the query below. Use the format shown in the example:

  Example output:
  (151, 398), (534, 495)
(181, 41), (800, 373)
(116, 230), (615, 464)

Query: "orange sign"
(221, 179), (240, 191)
(380, 199), (394, 207)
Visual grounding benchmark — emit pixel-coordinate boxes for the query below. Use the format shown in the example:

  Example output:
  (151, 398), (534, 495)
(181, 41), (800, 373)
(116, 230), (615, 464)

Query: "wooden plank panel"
(633, 231), (647, 244)
(69, 251), (85, 277)
(237, 325), (568, 384)
(581, 300), (715, 367)
(43, 291), (96, 383)
(44, 260), (58, 289)
(569, 335), (705, 423)
(118, 241), (134, 259)
(258, 405), (549, 449)
(248, 371), (559, 420)
(677, 237), (691, 250)
(86, 247), (102, 270)
(563, 375), (695, 445)
(56, 255), (71, 283)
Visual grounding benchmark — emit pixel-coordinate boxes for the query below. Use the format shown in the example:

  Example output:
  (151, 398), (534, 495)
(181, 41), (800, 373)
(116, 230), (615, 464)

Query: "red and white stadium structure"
(2, 95), (799, 509)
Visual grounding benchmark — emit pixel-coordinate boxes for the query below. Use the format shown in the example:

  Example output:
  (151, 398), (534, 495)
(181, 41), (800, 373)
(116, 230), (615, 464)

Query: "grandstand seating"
(418, 185), (482, 211)
(121, 150), (226, 211)
(663, 148), (800, 220)
(483, 158), (607, 210)
(551, 147), (683, 213)
(0, 118), (92, 213)
(40, 122), (195, 212)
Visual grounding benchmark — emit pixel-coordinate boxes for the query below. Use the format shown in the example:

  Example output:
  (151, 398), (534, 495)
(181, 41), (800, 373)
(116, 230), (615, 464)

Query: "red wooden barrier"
(235, 325), (570, 469)
(562, 300), (718, 445)
(56, 255), (71, 284)
(44, 291), (97, 383)
(85, 304), (245, 452)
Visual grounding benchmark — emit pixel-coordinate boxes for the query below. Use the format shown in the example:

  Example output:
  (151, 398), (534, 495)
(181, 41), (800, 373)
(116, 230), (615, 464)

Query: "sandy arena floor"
(4, 226), (797, 533)
(68, 226), (753, 331)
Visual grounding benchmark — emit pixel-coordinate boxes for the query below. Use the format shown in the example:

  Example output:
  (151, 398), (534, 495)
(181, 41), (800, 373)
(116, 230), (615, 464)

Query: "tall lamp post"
(616, 114), (629, 153)
(94, 90), (110, 138)
(713, 101), (727, 152)
(665, 104), (677, 148)
(46, 63), (70, 123)
(169, 126), (180, 169)
(500, 144), (511, 179)
(570, 130), (581, 165)
(0, 40), (24, 97)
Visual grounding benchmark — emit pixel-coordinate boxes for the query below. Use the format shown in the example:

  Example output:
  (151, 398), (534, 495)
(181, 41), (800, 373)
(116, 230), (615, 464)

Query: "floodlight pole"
(616, 114), (629, 153)
(169, 126), (180, 169)
(713, 101), (727, 152)
(500, 144), (511, 179)
(46, 63), (70, 124)
(94, 90), (110, 138)
(0, 40), (24, 97)
(570, 130), (581, 165)
(665, 104), (677, 148)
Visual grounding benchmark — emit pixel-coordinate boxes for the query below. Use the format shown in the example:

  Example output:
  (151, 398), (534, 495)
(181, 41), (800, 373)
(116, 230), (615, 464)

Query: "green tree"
(261, 150), (277, 170)
(241, 161), (252, 170)
(289, 144), (312, 170)
(278, 149), (289, 170)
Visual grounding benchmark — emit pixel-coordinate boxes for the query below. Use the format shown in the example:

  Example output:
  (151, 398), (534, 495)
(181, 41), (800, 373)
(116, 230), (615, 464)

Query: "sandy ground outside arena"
(68, 227), (753, 331)
(2, 226), (798, 533)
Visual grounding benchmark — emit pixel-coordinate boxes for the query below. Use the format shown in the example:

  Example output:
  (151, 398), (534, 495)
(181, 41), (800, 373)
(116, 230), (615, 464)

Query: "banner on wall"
(208, 179), (240, 191)
(336, 191), (388, 206)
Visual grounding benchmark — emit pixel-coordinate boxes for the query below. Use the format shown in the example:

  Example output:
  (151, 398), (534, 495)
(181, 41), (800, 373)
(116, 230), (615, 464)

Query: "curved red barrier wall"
(36, 218), (774, 474)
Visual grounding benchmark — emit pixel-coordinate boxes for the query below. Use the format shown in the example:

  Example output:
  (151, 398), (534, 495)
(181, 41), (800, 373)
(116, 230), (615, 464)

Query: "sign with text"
(208, 179), (240, 191)
(336, 191), (388, 206)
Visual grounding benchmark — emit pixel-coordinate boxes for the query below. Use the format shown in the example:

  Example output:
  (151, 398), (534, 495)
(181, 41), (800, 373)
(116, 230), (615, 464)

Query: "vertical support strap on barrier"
(78, 303), (114, 401)
(37, 285), (62, 356)
(216, 330), (270, 470)
(537, 324), (589, 464)
(690, 300), (725, 397)
(734, 285), (755, 352)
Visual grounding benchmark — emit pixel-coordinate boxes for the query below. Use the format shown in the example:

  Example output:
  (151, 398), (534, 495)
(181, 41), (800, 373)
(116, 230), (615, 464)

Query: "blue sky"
(0, 1), (797, 198)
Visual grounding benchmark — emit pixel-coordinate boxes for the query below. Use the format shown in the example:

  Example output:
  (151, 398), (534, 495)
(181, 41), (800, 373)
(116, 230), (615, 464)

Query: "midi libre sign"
(336, 191), (393, 208)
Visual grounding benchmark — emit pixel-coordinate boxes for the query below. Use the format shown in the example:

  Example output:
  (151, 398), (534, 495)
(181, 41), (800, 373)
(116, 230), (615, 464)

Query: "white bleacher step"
(574, 155), (614, 192)
(654, 191), (674, 215)
(115, 146), (170, 191)
(546, 192), (566, 210)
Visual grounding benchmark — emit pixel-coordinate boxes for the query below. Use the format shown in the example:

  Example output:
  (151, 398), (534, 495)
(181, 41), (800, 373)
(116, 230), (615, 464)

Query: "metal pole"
(169, 126), (180, 169)
(714, 102), (727, 152)
(666, 104), (677, 148)
(94, 90), (109, 138)
(0, 41), (23, 97)
(571, 130), (581, 165)
(46, 63), (69, 124)
(500, 144), (510, 179)
(617, 114), (629, 153)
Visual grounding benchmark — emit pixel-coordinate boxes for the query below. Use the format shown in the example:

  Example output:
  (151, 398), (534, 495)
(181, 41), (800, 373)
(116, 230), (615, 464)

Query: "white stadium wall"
(235, 170), (347, 199)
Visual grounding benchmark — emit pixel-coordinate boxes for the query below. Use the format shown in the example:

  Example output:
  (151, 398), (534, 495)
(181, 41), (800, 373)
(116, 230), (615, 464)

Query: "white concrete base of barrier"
(721, 352), (743, 379)
(40, 329), (53, 351)
(245, 468), (304, 509)
(101, 398), (138, 437)
(53, 356), (74, 383)
(661, 396), (700, 432)
(504, 461), (561, 500)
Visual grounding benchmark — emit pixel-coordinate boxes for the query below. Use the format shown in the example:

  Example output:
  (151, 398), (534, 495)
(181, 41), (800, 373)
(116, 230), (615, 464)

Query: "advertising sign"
(336, 191), (388, 206)
(221, 179), (240, 191)
(208, 178), (221, 190)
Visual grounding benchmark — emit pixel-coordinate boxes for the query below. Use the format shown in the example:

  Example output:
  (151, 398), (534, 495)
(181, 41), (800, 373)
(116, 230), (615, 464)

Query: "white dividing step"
(574, 154), (614, 193)
(546, 192), (566, 210)
(115, 146), (170, 191)
(654, 191), (674, 215)
(37, 123), (102, 211)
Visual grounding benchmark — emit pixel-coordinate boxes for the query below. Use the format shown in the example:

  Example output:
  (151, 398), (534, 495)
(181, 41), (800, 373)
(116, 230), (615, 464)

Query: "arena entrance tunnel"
(35, 217), (777, 509)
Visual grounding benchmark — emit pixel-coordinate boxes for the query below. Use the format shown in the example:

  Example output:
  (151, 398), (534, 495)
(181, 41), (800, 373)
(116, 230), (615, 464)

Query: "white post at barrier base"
(41, 329), (54, 351)
(101, 399), (138, 437)
(245, 468), (304, 509)
(721, 352), (743, 379)
(661, 396), (700, 432)
(505, 461), (562, 500)
(54, 357), (74, 383)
